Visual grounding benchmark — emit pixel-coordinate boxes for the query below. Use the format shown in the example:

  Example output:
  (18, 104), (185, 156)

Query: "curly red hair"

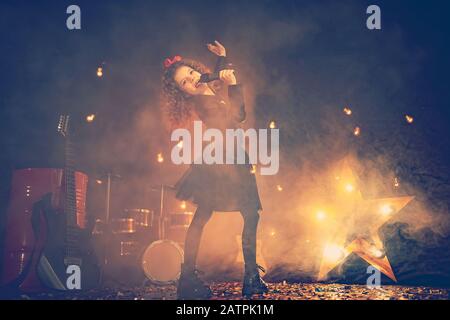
(161, 58), (212, 128)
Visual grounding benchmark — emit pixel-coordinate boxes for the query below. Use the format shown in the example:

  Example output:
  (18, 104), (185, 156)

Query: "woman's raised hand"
(207, 40), (226, 57)
(219, 69), (237, 86)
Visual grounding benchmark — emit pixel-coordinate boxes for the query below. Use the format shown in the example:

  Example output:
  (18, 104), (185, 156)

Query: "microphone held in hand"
(199, 72), (220, 83)
(198, 61), (235, 83)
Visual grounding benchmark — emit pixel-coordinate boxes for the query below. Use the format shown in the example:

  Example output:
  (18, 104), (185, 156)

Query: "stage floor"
(3, 282), (449, 300)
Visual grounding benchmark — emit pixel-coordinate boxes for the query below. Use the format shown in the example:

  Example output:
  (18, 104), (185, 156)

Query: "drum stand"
(148, 184), (175, 241)
(98, 172), (121, 287)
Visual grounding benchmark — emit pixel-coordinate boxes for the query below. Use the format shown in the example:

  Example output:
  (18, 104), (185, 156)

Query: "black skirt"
(175, 161), (262, 212)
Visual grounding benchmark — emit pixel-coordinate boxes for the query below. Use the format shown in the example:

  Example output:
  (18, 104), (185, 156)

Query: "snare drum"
(141, 240), (184, 284)
(124, 208), (154, 228)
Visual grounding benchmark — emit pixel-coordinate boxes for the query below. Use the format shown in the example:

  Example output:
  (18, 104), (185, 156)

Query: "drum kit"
(92, 179), (194, 286)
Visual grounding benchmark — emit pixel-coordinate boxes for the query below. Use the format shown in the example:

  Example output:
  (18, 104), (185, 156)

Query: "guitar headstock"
(57, 115), (70, 137)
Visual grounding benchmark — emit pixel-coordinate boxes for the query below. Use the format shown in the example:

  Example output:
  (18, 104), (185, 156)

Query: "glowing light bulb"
(97, 67), (103, 77)
(180, 201), (186, 210)
(353, 126), (361, 136)
(343, 107), (352, 116)
(276, 185), (283, 191)
(86, 114), (96, 123)
(270, 230), (276, 237)
(96, 179), (103, 185)
(405, 115), (414, 124)
(157, 153), (164, 163)
(269, 120), (276, 129)
(394, 177), (400, 188)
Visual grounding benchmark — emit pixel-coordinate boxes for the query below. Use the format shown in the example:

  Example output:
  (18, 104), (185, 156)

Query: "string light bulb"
(97, 67), (103, 77)
(86, 114), (96, 123)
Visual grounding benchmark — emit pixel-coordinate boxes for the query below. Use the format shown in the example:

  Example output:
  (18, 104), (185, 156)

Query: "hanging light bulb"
(343, 107), (352, 116)
(86, 114), (96, 123)
(97, 67), (103, 77)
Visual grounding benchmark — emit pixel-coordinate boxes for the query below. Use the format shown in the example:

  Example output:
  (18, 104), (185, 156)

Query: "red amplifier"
(1, 168), (88, 288)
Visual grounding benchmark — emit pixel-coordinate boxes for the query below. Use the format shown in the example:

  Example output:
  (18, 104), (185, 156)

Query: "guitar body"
(20, 194), (100, 291)
(17, 195), (50, 292)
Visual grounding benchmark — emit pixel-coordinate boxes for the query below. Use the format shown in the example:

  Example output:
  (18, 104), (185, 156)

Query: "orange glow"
(269, 120), (276, 129)
(369, 246), (384, 258)
(180, 201), (186, 210)
(323, 244), (344, 263)
(157, 153), (164, 163)
(97, 67), (103, 77)
(405, 115), (414, 124)
(343, 107), (352, 116)
(353, 126), (361, 136)
(270, 230), (276, 237)
(345, 183), (354, 193)
(316, 210), (326, 221)
(379, 204), (393, 216)
(276, 185), (283, 191)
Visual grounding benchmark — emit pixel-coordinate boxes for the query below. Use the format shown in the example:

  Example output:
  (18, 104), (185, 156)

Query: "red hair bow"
(164, 55), (182, 68)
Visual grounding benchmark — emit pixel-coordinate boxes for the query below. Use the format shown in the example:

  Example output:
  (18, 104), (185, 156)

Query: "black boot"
(242, 264), (269, 297)
(177, 264), (212, 300)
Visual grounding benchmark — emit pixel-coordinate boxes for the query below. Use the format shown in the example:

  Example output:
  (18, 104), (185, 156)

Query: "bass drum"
(141, 240), (184, 285)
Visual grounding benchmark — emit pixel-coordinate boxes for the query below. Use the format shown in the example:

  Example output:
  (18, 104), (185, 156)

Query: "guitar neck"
(64, 136), (80, 258)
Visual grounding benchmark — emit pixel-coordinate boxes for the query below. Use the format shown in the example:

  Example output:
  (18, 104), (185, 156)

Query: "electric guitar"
(20, 115), (100, 291)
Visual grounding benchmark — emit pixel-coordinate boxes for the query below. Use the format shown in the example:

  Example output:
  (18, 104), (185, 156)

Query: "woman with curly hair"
(161, 41), (268, 299)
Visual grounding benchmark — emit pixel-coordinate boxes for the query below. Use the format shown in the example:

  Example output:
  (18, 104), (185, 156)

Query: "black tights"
(183, 206), (260, 273)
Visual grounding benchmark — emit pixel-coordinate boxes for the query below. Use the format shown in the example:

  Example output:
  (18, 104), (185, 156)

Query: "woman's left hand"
(207, 40), (226, 57)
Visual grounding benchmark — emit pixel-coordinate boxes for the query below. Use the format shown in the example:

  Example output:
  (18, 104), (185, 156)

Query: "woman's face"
(174, 65), (209, 95)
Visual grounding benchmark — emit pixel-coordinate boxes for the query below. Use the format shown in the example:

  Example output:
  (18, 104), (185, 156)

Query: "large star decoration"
(317, 159), (414, 282)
